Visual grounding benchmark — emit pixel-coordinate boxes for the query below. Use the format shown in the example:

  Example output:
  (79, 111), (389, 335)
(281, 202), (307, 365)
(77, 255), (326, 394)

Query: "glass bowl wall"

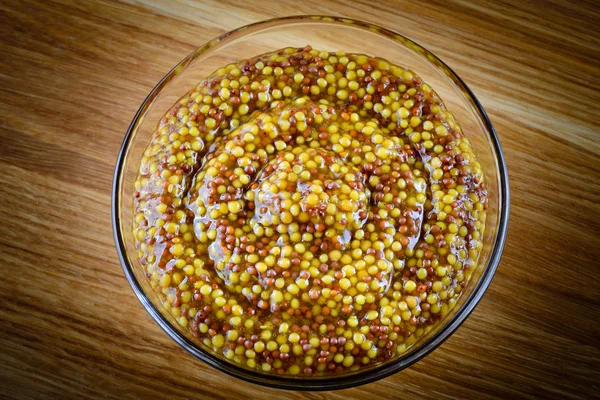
(112, 15), (509, 390)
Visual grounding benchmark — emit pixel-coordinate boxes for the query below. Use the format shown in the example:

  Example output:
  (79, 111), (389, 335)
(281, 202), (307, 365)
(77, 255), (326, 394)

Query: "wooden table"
(1, 1), (598, 398)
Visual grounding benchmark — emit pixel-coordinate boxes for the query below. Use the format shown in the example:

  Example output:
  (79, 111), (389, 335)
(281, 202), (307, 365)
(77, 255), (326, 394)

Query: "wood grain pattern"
(1, 0), (599, 398)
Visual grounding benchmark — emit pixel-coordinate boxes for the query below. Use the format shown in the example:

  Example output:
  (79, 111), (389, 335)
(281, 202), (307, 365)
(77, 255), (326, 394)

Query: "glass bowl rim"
(111, 14), (510, 391)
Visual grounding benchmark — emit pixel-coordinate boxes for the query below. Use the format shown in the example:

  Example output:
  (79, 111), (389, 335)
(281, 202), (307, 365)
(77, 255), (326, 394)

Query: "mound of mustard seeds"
(133, 46), (487, 376)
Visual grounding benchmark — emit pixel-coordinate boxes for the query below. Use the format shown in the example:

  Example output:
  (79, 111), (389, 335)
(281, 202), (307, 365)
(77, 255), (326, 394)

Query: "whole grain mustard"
(134, 46), (488, 376)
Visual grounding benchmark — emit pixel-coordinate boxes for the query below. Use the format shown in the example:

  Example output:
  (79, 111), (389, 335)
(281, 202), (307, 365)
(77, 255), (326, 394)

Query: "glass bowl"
(112, 15), (509, 390)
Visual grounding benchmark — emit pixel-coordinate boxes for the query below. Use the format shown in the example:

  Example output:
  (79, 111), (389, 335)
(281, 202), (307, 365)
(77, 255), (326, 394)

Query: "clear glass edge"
(111, 15), (510, 391)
